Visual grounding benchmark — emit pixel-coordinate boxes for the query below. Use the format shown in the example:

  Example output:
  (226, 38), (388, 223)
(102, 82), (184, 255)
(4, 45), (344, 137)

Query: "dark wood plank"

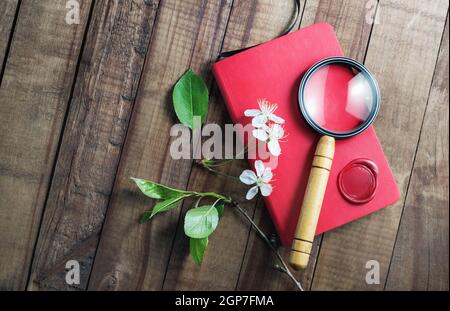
(0, 0), (19, 75)
(87, 0), (234, 290)
(385, 16), (449, 291)
(236, 0), (376, 291)
(27, 0), (160, 291)
(311, 0), (448, 290)
(161, 0), (302, 291)
(0, 0), (92, 290)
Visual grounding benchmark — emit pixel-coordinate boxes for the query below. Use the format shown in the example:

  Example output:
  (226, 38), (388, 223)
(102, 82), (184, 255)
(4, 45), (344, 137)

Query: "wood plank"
(0, 0), (92, 290)
(161, 0), (302, 291)
(87, 0), (234, 290)
(385, 16), (449, 291)
(300, 0), (376, 60)
(236, 0), (376, 291)
(0, 0), (19, 75)
(27, 0), (160, 291)
(311, 0), (448, 290)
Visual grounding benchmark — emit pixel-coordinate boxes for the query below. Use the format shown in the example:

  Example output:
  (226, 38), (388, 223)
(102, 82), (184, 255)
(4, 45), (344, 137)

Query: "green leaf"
(201, 159), (216, 167)
(190, 237), (208, 265)
(140, 195), (187, 223)
(172, 69), (209, 129)
(184, 205), (219, 239)
(131, 177), (187, 199)
(215, 202), (225, 218)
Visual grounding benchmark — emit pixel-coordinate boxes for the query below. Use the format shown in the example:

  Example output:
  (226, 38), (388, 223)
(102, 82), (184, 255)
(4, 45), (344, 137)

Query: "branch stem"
(192, 191), (232, 203)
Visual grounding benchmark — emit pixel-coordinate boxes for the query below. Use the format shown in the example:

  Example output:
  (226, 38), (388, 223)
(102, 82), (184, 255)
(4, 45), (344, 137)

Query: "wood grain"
(300, 0), (376, 60)
(27, 0), (160, 291)
(237, 199), (320, 290)
(87, 0), (233, 290)
(0, 0), (92, 290)
(237, 0), (376, 291)
(385, 16), (449, 291)
(0, 0), (19, 75)
(161, 0), (301, 291)
(0, 0), (447, 291)
(311, 0), (449, 290)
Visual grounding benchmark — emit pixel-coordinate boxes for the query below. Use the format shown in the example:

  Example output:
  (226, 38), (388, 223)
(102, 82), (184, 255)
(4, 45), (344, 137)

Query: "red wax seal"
(338, 159), (378, 204)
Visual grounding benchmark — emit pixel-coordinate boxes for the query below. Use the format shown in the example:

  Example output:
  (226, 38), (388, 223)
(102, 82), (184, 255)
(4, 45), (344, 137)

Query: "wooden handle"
(289, 135), (335, 270)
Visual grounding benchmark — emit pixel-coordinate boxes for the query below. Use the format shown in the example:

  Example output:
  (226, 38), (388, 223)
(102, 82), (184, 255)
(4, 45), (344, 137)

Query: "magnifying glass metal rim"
(298, 56), (381, 139)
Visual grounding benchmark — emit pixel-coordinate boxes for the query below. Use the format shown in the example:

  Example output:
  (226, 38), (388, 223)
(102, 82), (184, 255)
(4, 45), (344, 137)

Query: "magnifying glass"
(289, 57), (380, 270)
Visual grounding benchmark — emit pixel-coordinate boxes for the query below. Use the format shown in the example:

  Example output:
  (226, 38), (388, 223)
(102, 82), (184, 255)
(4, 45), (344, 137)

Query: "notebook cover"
(212, 22), (400, 246)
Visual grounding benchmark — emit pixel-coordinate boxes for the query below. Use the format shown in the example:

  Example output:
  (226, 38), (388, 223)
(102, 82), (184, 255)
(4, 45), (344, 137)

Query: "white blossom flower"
(252, 123), (285, 156)
(244, 99), (285, 128)
(239, 160), (273, 200)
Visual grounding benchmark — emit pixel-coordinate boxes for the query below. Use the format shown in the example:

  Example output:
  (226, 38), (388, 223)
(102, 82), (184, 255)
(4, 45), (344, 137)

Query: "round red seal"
(338, 159), (378, 204)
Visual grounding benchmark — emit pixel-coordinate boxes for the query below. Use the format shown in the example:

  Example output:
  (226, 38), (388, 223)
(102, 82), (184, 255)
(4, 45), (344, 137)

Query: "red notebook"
(212, 23), (400, 246)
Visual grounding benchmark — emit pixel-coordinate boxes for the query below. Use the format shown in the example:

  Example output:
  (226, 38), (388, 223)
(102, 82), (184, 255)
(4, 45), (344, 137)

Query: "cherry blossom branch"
(189, 177), (304, 290)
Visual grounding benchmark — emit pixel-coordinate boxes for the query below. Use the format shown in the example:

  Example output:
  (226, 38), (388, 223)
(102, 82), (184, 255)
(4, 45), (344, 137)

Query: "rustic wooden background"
(0, 0), (448, 291)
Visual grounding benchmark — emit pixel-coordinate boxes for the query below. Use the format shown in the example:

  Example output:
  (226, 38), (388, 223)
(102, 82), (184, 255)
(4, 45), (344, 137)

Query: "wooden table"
(0, 0), (448, 291)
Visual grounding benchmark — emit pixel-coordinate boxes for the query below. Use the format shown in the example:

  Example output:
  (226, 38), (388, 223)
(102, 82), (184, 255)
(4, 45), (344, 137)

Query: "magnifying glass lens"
(303, 64), (374, 133)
